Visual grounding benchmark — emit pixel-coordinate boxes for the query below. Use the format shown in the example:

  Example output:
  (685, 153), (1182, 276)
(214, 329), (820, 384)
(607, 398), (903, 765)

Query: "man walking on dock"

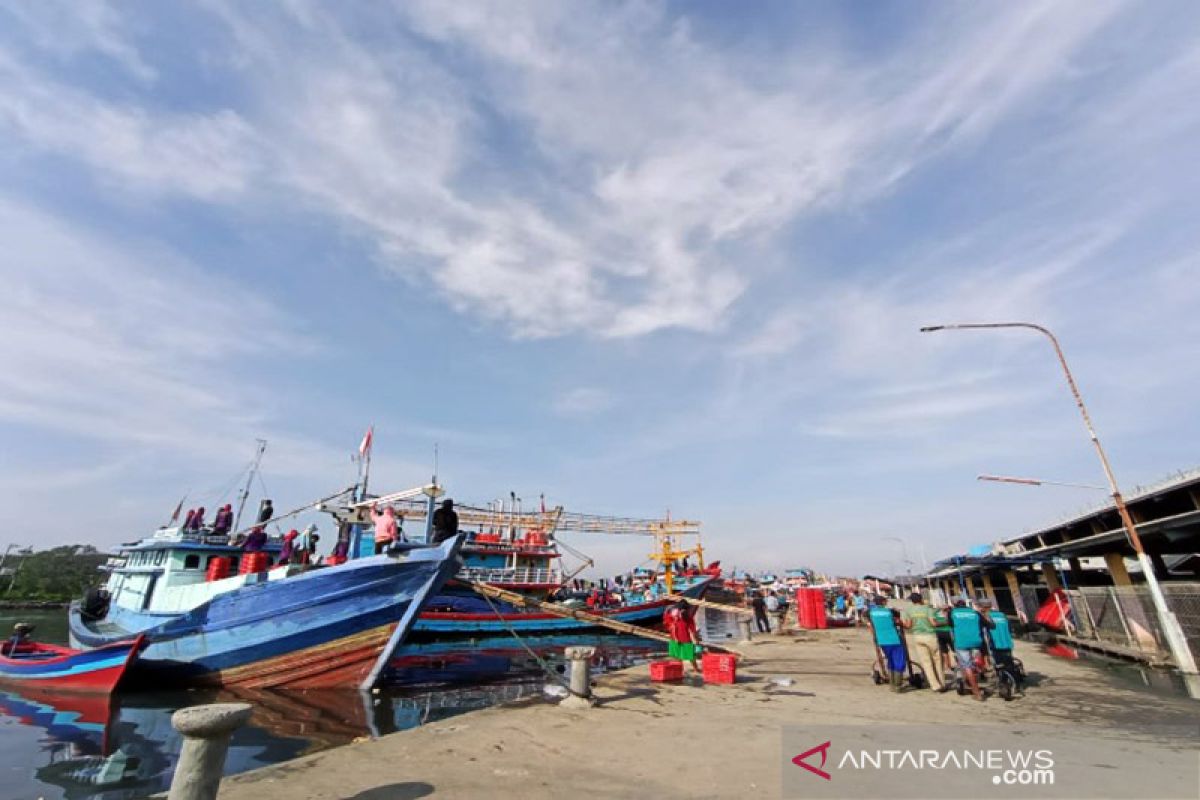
(751, 591), (770, 633)
(868, 596), (907, 692)
(949, 597), (994, 701)
(902, 592), (945, 691)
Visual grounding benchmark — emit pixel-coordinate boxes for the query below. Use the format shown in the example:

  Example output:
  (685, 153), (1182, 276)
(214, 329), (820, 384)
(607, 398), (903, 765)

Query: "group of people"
(179, 498), (275, 541)
(868, 592), (1017, 700)
(174, 494), (461, 568)
(749, 588), (791, 633)
(829, 589), (870, 623)
(180, 503), (234, 536)
(546, 574), (667, 609)
(369, 498), (459, 554)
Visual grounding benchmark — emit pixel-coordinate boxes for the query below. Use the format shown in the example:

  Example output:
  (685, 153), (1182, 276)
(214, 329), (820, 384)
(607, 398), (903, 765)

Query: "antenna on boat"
(232, 439), (268, 534)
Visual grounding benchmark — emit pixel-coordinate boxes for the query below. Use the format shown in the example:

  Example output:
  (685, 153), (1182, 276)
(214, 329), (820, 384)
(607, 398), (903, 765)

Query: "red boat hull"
(0, 637), (143, 695)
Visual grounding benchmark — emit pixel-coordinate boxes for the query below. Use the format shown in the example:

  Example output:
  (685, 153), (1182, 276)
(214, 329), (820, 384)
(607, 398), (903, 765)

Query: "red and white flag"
(168, 494), (186, 524)
(358, 425), (374, 459)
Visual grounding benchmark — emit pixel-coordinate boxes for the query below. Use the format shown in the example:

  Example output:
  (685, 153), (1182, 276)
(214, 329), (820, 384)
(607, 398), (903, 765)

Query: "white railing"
(458, 566), (561, 585)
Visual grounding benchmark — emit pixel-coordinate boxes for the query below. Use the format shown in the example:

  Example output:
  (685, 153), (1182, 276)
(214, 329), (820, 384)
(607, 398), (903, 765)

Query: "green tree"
(5, 546), (108, 601)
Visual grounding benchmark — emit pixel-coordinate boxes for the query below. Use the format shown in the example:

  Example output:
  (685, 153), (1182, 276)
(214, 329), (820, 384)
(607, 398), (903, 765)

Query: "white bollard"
(560, 645), (597, 709)
(168, 702), (254, 800)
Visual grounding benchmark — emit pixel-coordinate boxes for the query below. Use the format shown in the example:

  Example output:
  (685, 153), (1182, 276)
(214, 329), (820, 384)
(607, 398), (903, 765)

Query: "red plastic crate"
(650, 660), (685, 682)
(702, 653), (737, 684)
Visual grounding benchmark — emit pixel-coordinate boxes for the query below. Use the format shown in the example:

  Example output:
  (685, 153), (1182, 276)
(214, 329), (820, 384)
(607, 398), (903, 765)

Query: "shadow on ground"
(345, 782), (435, 800)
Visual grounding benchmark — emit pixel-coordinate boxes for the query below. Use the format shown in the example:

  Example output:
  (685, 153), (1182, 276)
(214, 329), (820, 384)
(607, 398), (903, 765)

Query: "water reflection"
(0, 632), (663, 800)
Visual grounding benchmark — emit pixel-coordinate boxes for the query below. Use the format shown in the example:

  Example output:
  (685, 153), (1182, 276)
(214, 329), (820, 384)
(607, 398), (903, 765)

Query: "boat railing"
(458, 566), (561, 585)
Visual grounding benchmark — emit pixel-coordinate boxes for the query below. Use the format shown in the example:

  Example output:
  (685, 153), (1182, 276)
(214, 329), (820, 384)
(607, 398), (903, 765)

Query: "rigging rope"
(475, 591), (578, 697)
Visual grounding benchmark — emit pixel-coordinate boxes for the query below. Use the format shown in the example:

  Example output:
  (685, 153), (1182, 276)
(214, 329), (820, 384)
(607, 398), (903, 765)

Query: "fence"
(1057, 582), (1200, 665)
(458, 566), (561, 586)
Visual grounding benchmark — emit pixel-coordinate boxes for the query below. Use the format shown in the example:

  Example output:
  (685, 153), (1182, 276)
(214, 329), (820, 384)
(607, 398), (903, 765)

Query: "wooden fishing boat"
(67, 506), (464, 690)
(0, 636), (143, 694)
(320, 487), (717, 637)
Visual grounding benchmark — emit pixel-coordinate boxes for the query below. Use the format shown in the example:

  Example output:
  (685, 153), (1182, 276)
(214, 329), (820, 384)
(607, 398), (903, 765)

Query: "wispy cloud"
(0, 1), (1197, 574)
(728, 309), (809, 360)
(0, 1), (1130, 340)
(0, 196), (322, 470)
(551, 387), (615, 419)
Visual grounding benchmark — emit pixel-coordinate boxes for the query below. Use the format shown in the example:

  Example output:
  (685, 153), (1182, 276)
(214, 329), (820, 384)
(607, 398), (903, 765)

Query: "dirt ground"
(218, 626), (1199, 799)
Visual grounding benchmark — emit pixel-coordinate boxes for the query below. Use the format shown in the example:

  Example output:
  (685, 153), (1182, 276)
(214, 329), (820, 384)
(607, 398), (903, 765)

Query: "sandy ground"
(218, 626), (1199, 800)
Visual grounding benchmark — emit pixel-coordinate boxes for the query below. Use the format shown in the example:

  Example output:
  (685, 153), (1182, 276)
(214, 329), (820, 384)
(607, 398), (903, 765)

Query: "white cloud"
(0, 52), (260, 199)
(551, 387), (615, 418)
(0, 1), (1130, 340)
(0, 0), (157, 83)
(729, 309), (809, 359)
(0, 196), (324, 469)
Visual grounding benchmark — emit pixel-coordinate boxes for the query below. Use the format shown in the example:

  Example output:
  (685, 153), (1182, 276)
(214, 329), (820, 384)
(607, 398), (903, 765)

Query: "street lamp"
(921, 321), (1198, 675)
(883, 536), (920, 593)
(977, 474), (1106, 491)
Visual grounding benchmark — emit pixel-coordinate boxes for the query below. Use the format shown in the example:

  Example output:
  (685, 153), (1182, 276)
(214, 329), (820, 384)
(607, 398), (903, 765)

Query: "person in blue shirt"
(978, 599), (1019, 681)
(853, 593), (868, 626)
(868, 596), (907, 692)
(949, 597), (994, 701)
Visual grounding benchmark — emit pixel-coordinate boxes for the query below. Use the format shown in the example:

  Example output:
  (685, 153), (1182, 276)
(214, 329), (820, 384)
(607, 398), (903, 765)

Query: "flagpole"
(360, 426), (374, 497)
(165, 491), (189, 528)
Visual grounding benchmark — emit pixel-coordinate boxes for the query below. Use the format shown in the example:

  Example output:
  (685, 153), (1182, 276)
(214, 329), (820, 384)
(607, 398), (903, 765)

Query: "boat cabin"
(457, 529), (561, 591)
(102, 526), (284, 615)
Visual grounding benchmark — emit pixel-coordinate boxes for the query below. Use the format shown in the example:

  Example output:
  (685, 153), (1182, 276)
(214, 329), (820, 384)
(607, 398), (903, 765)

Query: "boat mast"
(232, 439), (268, 533)
(423, 443), (440, 544)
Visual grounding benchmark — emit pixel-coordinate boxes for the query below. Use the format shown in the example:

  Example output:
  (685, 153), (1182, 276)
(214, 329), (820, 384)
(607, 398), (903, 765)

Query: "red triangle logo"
(792, 740), (832, 781)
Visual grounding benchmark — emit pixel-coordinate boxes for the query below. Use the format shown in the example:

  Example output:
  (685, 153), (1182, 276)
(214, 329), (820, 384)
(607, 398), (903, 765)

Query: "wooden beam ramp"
(460, 580), (742, 656)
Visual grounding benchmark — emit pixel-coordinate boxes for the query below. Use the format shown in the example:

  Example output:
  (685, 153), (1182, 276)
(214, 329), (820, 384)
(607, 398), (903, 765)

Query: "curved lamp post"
(977, 474), (1106, 491)
(920, 321), (1197, 675)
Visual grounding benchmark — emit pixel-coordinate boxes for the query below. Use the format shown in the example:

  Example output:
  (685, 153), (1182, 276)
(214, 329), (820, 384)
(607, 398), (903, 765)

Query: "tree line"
(1, 546), (108, 602)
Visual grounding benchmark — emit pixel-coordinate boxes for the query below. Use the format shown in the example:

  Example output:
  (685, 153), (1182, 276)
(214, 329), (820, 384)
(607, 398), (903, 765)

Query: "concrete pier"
(216, 628), (1198, 799)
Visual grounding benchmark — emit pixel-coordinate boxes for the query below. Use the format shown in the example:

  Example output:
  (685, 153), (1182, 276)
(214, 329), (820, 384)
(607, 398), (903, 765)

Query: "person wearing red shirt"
(663, 599), (700, 671)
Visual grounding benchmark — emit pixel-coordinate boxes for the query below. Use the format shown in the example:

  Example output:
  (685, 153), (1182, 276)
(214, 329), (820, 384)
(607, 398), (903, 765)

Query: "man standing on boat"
(664, 599), (700, 672)
(372, 505), (399, 555)
(431, 498), (459, 544)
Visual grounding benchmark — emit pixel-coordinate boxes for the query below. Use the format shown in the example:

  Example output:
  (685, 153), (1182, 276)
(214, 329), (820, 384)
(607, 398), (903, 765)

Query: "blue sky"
(1, 1), (1198, 577)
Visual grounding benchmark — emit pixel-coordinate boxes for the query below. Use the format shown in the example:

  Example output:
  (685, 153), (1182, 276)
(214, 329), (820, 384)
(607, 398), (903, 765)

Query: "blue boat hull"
(411, 576), (713, 634)
(68, 539), (462, 689)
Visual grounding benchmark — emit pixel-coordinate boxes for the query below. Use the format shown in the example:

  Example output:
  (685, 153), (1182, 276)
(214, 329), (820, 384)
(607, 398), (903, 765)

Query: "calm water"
(0, 609), (664, 800)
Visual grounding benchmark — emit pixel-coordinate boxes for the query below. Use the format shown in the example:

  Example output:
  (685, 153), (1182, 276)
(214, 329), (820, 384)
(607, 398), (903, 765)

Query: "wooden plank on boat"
(460, 580), (741, 655)
(663, 594), (753, 616)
